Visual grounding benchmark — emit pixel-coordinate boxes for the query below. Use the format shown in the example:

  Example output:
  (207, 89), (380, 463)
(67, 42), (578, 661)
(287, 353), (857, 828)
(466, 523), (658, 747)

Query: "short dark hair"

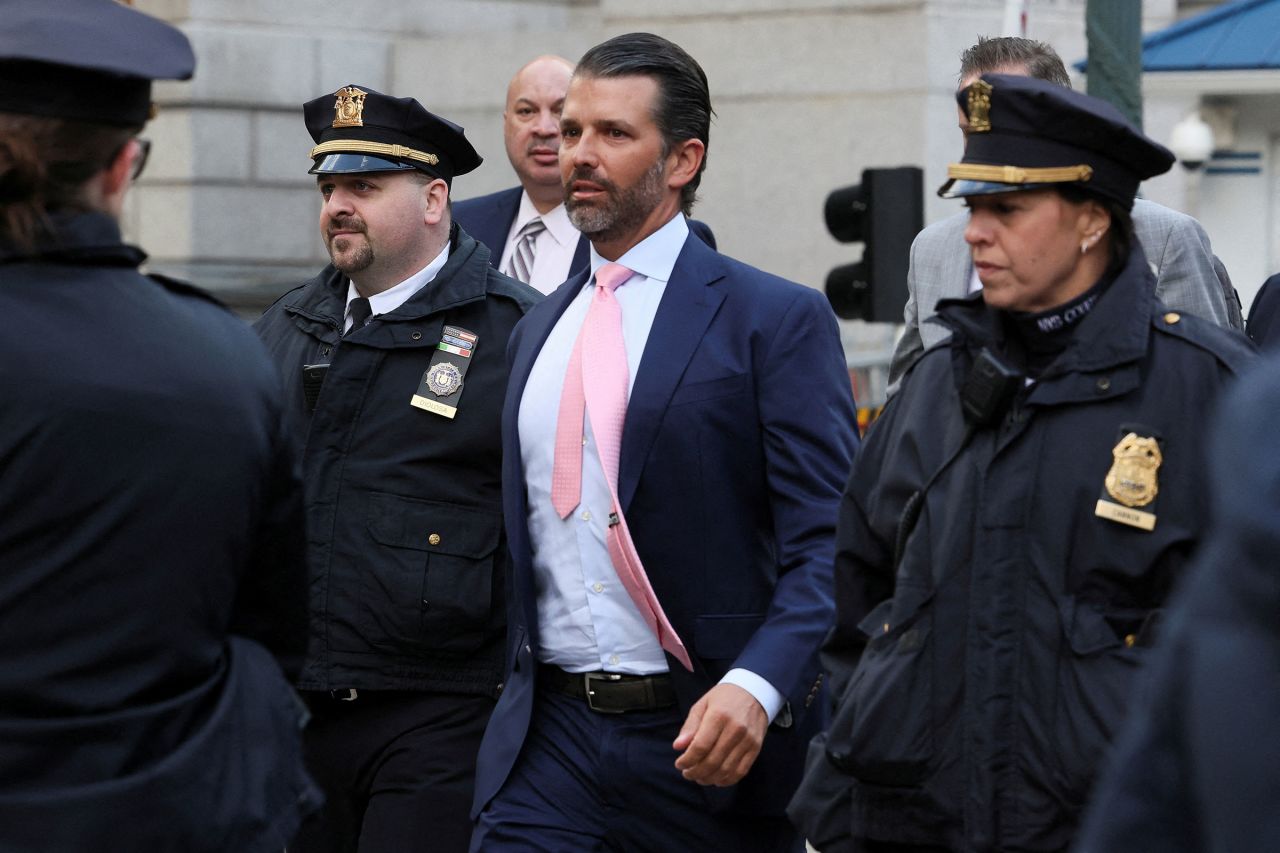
(575, 32), (713, 216)
(959, 36), (1072, 88)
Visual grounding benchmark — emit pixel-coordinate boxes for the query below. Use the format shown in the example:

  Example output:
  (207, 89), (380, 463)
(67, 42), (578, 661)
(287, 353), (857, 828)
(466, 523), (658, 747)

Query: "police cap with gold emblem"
(304, 85), (482, 183)
(938, 73), (1175, 207)
(0, 0), (194, 127)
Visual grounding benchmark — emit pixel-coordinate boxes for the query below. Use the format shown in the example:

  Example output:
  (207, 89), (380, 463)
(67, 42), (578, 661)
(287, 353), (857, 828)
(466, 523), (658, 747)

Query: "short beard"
(565, 158), (667, 244)
(326, 215), (373, 274)
(329, 236), (374, 275)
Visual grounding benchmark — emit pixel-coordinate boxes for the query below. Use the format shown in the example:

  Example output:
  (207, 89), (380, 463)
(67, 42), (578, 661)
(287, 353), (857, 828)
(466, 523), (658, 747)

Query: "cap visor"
(309, 153), (417, 174)
(937, 178), (1057, 199)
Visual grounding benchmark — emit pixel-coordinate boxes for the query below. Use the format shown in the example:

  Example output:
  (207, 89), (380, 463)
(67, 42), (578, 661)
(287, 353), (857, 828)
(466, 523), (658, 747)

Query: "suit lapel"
(508, 266), (587, 414)
(618, 237), (726, 512)
(479, 188), (521, 271)
(505, 267), (588, 647)
(569, 235), (590, 279)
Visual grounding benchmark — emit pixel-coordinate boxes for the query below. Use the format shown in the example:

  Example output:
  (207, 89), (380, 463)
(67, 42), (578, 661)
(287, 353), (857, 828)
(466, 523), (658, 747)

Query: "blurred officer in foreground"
(253, 86), (539, 852)
(0, 1), (319, 851)
(790, 75), (1254, 852)
(1075, 355), (1280, 852)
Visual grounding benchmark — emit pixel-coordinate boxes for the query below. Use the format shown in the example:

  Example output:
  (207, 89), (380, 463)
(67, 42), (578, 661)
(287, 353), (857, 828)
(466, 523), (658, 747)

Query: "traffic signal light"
(823, 167), (924, 322)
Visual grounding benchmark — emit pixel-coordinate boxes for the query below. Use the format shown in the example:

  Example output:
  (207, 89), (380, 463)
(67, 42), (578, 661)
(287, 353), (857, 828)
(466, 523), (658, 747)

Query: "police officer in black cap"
(0, 1), (319, 851)
(792, 74), (1255, 852)
(253, 86), (540, 853)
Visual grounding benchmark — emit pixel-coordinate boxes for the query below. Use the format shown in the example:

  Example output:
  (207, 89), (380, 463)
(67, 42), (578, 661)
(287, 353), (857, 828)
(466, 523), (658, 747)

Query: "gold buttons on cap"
(428, 533), (441, 546)
(1164, 312), (1181, 325)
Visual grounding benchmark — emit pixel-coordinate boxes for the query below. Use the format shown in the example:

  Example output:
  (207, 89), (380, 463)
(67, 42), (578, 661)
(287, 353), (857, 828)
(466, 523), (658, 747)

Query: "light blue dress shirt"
(516, 214), (784, 721)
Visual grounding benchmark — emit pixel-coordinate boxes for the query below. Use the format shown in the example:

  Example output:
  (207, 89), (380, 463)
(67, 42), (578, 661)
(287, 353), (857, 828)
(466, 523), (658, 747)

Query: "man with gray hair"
(886, 35), (1243, 392)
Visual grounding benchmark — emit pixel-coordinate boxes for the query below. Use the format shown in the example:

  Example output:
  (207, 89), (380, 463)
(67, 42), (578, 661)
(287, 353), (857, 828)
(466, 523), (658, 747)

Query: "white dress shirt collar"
(344, 241), (450, 331)
(588, 212), (689, 284)
(513, 191), (577, 251)
(500, 191), (580, 295)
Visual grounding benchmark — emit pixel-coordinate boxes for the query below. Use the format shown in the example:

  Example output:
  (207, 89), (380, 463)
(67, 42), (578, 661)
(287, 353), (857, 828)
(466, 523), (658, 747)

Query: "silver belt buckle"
(331, 688), (359, 701)
(583, 672), (624, 714)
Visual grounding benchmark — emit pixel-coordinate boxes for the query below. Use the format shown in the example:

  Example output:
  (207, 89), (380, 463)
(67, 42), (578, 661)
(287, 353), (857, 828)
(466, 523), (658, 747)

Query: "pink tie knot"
(594, 262), (634, 293)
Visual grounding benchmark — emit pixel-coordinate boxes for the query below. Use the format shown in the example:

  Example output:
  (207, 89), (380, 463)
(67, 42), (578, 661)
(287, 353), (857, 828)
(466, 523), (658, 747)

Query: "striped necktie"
(505, 217), (546, 284)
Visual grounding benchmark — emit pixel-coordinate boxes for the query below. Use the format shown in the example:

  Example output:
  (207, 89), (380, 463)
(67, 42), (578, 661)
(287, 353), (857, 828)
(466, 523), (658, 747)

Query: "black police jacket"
(801, 246), (1255, 852)
(0, 212), (318, 851)
(254, 225), (539, 696)
(1076, 356), (1280, 852)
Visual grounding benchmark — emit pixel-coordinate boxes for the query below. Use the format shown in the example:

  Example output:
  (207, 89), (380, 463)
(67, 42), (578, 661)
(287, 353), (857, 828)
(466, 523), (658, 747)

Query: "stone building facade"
(129, 0), (1196, 400)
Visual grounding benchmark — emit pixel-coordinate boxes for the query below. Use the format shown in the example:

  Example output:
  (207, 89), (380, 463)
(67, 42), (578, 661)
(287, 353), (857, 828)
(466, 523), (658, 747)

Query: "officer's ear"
(1074, 196), (1111, 246)
(101, 139), (139, 197)
(95, 138), (142, 219)
(422, 176), (449, 227)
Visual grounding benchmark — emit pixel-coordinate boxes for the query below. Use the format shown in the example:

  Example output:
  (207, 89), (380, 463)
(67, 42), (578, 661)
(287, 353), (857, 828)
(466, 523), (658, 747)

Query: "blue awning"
(1145, 0), (1280, 70)
(1077, 0), (1280, 72)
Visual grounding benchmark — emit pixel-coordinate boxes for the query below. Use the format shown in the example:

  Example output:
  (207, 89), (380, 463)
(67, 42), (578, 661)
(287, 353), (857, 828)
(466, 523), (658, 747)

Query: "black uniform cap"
(938, 74), (1175, 207)
(304, 85), (482, 184)
(0, 0), (194, 127)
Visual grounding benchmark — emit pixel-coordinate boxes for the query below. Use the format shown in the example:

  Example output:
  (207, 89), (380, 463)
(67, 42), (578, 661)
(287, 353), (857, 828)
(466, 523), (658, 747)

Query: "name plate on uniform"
(1093, 500), (1156, 531)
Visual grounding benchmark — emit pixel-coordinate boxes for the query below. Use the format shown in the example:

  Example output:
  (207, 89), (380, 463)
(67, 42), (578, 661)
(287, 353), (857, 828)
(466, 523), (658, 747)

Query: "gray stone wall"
(126, 0), (1185, 399)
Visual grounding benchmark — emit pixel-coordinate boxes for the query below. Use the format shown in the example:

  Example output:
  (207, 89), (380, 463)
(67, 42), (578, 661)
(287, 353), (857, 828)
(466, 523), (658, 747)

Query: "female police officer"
(797, 75), (1254, 852)
(0, 2), (319, 850)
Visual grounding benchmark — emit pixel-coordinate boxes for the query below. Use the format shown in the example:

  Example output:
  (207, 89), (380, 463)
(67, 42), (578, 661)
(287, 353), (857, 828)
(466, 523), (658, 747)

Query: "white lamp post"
(1169, 111), (1215, 170)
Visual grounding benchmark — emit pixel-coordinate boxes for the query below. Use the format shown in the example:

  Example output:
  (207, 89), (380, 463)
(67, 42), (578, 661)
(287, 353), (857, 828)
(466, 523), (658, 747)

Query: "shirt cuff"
(721, 668), (786, 723)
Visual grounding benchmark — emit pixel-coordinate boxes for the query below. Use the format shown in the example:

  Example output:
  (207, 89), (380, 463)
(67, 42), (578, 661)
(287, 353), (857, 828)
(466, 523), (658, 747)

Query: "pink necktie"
(550, 263), (693, 671)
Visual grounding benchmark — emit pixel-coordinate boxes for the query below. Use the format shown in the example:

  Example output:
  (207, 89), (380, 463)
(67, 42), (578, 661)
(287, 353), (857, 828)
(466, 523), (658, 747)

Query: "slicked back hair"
(959, 36), (1072, 88)
(574, 32), (713, 216)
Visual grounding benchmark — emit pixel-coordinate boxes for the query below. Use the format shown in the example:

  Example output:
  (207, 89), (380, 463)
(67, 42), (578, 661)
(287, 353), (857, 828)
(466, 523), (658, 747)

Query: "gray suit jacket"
(886, 198), (1244, 390)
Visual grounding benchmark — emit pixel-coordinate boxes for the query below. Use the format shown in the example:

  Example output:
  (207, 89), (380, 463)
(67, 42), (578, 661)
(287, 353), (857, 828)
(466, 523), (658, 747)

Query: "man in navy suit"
(470, 32), (858, 852)
(454, 56), (581, 295)
(455, 55), (715, 296)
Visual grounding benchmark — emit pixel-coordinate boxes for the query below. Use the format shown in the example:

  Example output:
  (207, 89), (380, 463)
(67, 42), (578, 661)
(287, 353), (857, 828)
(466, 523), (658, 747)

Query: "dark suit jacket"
(1247, 273), (1280, 350)
(454, 185), (716, 282)
(471, 229), (858, 819)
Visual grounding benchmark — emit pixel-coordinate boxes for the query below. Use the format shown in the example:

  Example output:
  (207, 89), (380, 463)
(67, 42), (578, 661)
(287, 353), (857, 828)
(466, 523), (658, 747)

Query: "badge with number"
(1094, 427), (1163, 531)
(411, 326), (478, 419)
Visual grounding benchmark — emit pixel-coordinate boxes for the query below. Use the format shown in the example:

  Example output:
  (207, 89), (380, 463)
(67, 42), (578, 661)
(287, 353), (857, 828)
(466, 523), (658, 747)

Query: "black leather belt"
(537, 664), (676, 714)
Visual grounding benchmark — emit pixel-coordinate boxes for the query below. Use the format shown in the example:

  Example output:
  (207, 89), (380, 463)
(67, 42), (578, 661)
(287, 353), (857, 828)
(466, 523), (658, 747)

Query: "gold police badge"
(426, 362), (463, 398)
(1103, 432), (1162, 508)
(967, 79), (993, 133)
(332, 86), (367, 128)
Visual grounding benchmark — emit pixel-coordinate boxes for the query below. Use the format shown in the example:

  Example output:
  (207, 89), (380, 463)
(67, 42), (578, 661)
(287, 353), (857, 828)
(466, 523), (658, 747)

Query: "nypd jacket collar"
(0, 211), (146, 268)
(929, 244), (1157, 407)
(281, 223), (496, 342)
